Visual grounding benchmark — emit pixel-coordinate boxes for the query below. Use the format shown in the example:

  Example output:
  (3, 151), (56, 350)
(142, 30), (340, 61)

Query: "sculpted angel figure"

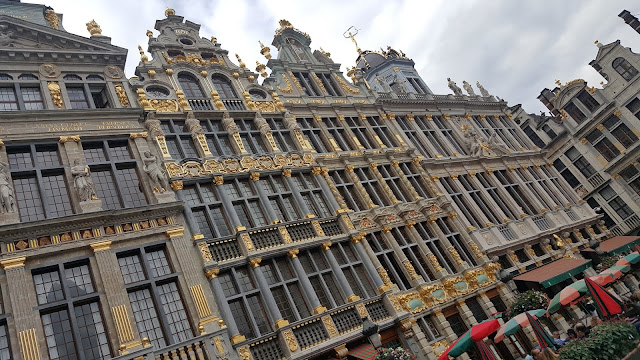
(0, 162), (15, 213)
(447, 78), (463, 96)
(142, 151), (169, 192)
(462, 80), (476, 96)
(476, 81), (490, 97)
(375, 75), (392, 93)
(71, 158), (97, 201)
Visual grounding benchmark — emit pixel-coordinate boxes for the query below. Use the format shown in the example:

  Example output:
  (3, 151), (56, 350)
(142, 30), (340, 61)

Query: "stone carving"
(47, 82), (63, 109)
(0, 28), (30, 48)
(476, 81), (490, 97)
(447, 78), (463, 96)
(44, 9), (59, 29)
(144, 111), (163, 138)
(142, 151), (169, 192)
(114, 83), (129, 107)
(0, 162), (15, 213)
(463, 127), (489, 157)
(487, 133), (509, 154)
(71, 159), (97, 201)
(375, 75), (392, 93)
(392, 74), (408, 94)
(85, 20), (102, 36)
(221, 111), (238, 133)
(185, 112), (203, 134)
(462, 80), (475, 96)
(104, 65), (123, 79)
(39, 64), (61, 78)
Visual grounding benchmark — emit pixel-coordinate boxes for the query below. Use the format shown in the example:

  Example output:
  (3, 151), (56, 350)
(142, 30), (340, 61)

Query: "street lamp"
(361, 317), (382, 349)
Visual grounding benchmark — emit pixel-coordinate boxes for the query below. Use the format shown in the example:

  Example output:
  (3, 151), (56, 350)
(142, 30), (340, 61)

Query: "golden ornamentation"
(0, 256), (25, 270)
(274, 19), (311, 40)
(356, 303), (368, 317)
(89, 240), (111, 252)
(150, 99), (179, 112)
(254, 101), (277, 113)
(242, 233), (255, 252)
(112, 305), (135, 343)
(336, 76), (361, 94)
(351, 232), (365, 243)
(205, 268), (220, 279)
(237, 345), (251, 360)
(377, 267), (392, 284)
(213, 337), (224, 354)
(287, 249), (299, 258)
(403, 259), (420, 279)
(164, 153), (314, 178)
(468, 241), (483, 257)
(59, 135), (80, 143)
(190, 284), (212, 318)
(443, 113), (451, 120)
(18, 328), (40, 360)
(279, 227), (292, 244)
(165, 227), (184, 238)
(282, 168), (292, 178)
(176, 90), (191, 110)
(45, 9), (59, 29)
(432, 339), (450, 358)
(274, 318), (289, 329)
(448, 247), (465, 265)
(283, 329), (298, 352)
(347, 294), (361, 302)
(427, 253), (444, 272)
(162, 52), (224, 67)
(86, 20), (102, 36)
(198, 243), (213, 262)
(312, 221), (325, 237)
(388, 294), (402, 312)
(322, 316), (338, 337)
(321, 241), (332, 250)
(311, 73), (327, 94)
(213, 176), (224, 186)
(170, 180), (183, 191)
(114, 83), (130, 107)
(249, 172), (260, 182)
(48, 82), (63, 108)
(249, 258), (262, 268)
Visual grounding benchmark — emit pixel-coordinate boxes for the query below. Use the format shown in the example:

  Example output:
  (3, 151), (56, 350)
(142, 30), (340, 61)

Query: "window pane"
(0, 324), (11, 360)
(67, 87), (89, 109)
(21, 87), (44, 110)
(14, 176), (44, 222)
(116, 167), (147, 208)
(129, 288), (166, 349)
(64, 264), (94, 297)
(42, 174), (72, 217)
(74, 302), (110, 360)
(91, 169), (121, 210)
(34, 270), (64, 304)
(157, 282), (192, 343)
(0, 87), (18, 111)
(145, 249), (171, 278)
(118, 254), (146, 284)
(41, 309), (77, 360)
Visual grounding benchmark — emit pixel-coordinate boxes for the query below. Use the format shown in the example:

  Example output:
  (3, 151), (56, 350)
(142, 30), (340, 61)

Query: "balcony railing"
(588, 173), (605, 188)
(532, 214), (551, 231)
(498, 224), (516, 241)
(222, 99), (247, 111)
(188, 98), (215, 110)
(564, 209), (577, 221)
(112, 332), (218, 360)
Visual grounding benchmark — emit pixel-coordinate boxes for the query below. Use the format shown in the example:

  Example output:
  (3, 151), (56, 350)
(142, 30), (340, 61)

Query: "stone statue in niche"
(392, 74), (408, 94)
(375, 75), (392, 93)
(462, 80), (476, 96)
(447, 78), (463, 96)
(487, 133), (510, 154)
(463, 128), (489, 157)
(287, 38), (309, 62)
(71, 158), (97, 201)
(142, 151), (169, 193)
(0, 162), (15, 213)
(476, 81), (490, 97)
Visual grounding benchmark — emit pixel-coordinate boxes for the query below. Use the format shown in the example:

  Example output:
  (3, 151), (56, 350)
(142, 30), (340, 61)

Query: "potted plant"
(505, 290), (549, 320)
(558, 320), (639, 360)
(375, 347), (417, 360)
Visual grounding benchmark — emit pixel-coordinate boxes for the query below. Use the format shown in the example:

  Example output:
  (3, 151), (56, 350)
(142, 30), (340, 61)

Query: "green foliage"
(375, 347), (417, 360)
(558, 321), (639, 360)
(598, 254), (622, 270)
(505, 290), (549, 320)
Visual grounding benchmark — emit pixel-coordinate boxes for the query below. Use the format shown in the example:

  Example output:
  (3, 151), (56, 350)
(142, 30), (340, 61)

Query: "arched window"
(613, 57), (638, 81)
(211, 75), (237, 99)
(86, 75), (104, 81)
(178, 73), (204, 98)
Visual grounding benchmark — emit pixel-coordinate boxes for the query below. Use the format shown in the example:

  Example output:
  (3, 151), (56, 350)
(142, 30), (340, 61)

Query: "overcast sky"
(25, 0), (640, 114)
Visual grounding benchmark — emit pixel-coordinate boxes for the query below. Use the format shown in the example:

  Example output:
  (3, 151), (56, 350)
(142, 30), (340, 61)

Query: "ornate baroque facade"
(0, 2), (600, 360)
(519, 10), (640, 238)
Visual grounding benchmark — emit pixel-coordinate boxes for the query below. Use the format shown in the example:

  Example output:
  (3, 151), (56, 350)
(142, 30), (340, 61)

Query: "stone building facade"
(519, 10), (640, 237)
(0, 2), (601, 360)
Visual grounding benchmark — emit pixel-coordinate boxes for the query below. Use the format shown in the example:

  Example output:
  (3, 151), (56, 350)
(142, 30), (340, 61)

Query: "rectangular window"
(564, 102), (586, 123)
(219, 267), (271, 339)
(21, 87), (44, 110)
(90, 85), (111, 108)
(236, 119), (267, 154)
(292, 72), (320, 96)
(267, 118), (296, 152)
(0, 87), (18, 111)
(593, 137), (620, 161)
(316, 73), (342, 96)
(330, 170), (365, 211)
(576, 90), (599, 112)
(565, 147), (596, 178)
(202, 120), (233, 156)
(298, 117), (328, 152)
(67, 86), (89, 109)
(600, 185), (633, 220)
(355, 167), (390, 207)
(223, 179), (267, 228)
(627, 98), (640, 120)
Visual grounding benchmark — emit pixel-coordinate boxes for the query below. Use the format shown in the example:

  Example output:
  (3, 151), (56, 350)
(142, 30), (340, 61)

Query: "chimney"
(619, 10), (640, 35)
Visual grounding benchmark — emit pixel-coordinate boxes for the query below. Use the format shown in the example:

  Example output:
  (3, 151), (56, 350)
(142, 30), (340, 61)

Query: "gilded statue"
(142, 151), (169, 193)
(476, 81), (490, 97)
(462, 80), (476, 96)
(447, 78), (463, 96)
(71, 159), (97, 201)
(0, 162), (16, 213)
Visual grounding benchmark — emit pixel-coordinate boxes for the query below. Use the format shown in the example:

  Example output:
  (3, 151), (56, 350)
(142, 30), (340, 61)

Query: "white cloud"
(24, 0), (640, 113)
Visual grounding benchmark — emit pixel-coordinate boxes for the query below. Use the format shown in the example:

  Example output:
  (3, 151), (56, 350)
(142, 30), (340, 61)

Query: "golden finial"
(320, 47), (331, 58)
(594, 40), (598, 44)
(146, 30), (153, 38)
(165, 7), (175, 17)
(235, 54), (246, 69)
(554, 79), (562, 86)
(259, 41), (271, 59)
(256, 61), (267, 78)
(86, 20), (101, 36)
(138, 45), (148, 63)
(343, 26), (361, 54)
(211, 36), (217, 44)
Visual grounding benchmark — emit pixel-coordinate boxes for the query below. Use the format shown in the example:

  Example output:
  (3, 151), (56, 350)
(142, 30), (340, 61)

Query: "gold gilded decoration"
(443, 113), (451, 120)
(259, 41), (272, 59)
(321, 241), (332, 250)
(237, 345), (251, 360)
(249, 258), (262, 268)
(312, 73), (327, 94)
(48, 82), (63, 108)
(274, 318), (289, 329)
(274, 19), (311, 40)
(59, 135), (80, 143)
(136, 88), (152, 110)
(287, 249), (299, 258)
(198, 243), (213, 262)
(89, 240), (112, 252)
(213, 176), (224, 186)
(427, 253), (444, 272)
(322, 316), (338, 337)
(205, 268), (220, 279)
(86, 20), (102, 36)
(232, 334), (247, 345)
(249, 172), (260, 182)
(403, 260), (420, 280)
(175, 90), (191, 111)
(282, 168), (292, 178)
(289, 71), (303, 92)
(468, 241), (483, 258)
(114, 83), (130, 107)
(45, 9), (59, 29)
(356, 303), (368, 318)
(432, 339), (450, 357)
(213, 337), (225, 354)
(336, 76), (361, 94)
(112, 305), (135, 343)
(170, 180), (183, 191)
(164, 153), (314, 178)
(150, 99), (179, 112)
(40, 63), (60, 78)
(351, 232), (365, 243)
(448, 247), (465, 265)
(254, 101), (277, 113)
(283, 329), (298, 352)
(277, 73), (293, 94)
(0, 256), (25, 270)
(18, 328), (40, 360)
(162, 52), (224, 66)
(279, 227), (292, 244)
(347, 294), (360, 302)
(190, 284), (212, 318)
(165, 7), (175, 16)
(314, 305), (327, 314)
(242, 233), (255, 252)
(312, 220), (325, 237)
(388, 294), (402, 312)
(165, 227), (184, 238)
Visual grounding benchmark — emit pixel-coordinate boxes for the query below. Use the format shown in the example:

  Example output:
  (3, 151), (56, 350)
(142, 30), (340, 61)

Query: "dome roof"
(355, 47), (409, 71)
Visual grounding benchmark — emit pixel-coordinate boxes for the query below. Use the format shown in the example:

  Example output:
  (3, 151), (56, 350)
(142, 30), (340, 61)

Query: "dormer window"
(177, 73), (204, 98)
(179, 38), (194, 46)
(146, 86), (170, 98)
(211, 75), (237, 99)
(576, 90), (599, 112)
(613, 57), (638, 81)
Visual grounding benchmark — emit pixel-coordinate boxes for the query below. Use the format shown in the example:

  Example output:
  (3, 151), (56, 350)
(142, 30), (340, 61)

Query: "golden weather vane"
(343, 26), (361, 54)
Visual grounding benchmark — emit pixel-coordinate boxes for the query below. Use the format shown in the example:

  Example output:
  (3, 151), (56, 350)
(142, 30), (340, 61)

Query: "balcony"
(188, 98), (215, 111)
(112, 331), (223, 360)
(222, 99), (247, 111)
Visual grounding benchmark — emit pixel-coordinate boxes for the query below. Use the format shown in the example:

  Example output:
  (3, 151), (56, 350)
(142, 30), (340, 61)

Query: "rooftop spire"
(343, 26), (361, 54)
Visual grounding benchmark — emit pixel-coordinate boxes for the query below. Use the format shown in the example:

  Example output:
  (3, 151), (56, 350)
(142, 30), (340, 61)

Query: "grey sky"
(25, 0), (640, 113)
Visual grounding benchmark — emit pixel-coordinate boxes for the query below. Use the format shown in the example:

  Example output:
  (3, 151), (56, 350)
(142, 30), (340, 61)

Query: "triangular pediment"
(0, 15), (127, 66)
(592, 40), (620, 63)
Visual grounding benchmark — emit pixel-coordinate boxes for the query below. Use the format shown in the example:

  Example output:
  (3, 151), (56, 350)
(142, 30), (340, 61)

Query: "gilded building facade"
(519, 10), (640, 238)
(0, 2), (601, 360)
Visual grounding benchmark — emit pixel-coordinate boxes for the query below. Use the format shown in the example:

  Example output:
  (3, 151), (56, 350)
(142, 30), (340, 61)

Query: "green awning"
(599, 236), (640, 255)
(513, 259), (593, 288)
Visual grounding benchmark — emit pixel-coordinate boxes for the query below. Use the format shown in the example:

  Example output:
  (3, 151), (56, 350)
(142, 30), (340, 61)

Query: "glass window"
(236, 118), (267, 154)
(119, 247), (192, 348)
(201, 119), (233, 156)
(266, 118), (296, 152)
(330, 170), (366, 211)
(600, 185), (633, 220)
(90, 85), (111, 108)
(0, 87), (18, 111)
(613, 57), (638, 81)
(178, 73), (204, 98)
(564, 102), (586, 124)
(211, 75), (237, 99)
(565, 147), (596, 178)
(576, 90), (599, 112)
(291, 72), (319, 96)
(66, 86), (89, 109)
(298, 117), (328, 152)
(524, 126), (545, 148)
(20, 87), (44, 110)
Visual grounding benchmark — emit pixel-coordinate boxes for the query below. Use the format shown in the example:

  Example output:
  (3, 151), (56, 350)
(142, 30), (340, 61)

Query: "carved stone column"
(89, 241), (143, 353)
(0, 141), (19, 225)
(404, 223), (449, 279)
(351, 234), (385, 291)
(249, 258), (288, 329)
(185, 112), (213, 158)
(391, 161), (422, 201)
(369, 162), (400, 205)
(254, 112), (280, 153)
(207, 269), (244, 344)
(130, 132), (175, 204)
(288, 249), (324, 314)
(63, 136), (102, 213)
(320, 167), (349, 213)
(212, 176), (243, 231)
(344, 165), (376, 209)
(283, 111), (313, 152)
(144, 111), (172, 160)
(321, 242), (358, 302)
(380, 227), (425, 286)
(221, 112), (248, 155)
